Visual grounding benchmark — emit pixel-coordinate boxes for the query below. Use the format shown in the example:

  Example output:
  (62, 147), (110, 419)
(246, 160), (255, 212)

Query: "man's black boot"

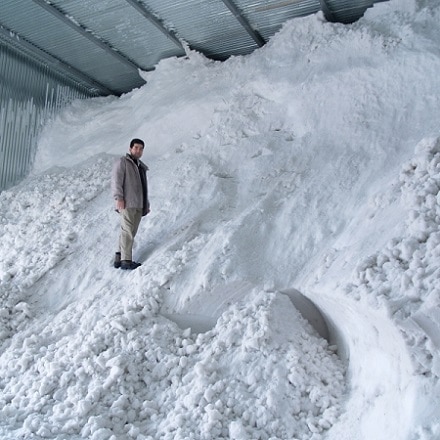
(114, 252), (121, 269)
(120, 260), (142, 270)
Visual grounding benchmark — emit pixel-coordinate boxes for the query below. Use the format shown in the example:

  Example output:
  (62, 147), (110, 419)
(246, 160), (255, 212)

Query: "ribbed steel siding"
(326, 0), (375, 23)
(0, 0), (145, 95)
(146, 0), (259, 59)
(51, 0), (185, 67)
(237, 0), (321, 42)
(0, 44), (95, 191)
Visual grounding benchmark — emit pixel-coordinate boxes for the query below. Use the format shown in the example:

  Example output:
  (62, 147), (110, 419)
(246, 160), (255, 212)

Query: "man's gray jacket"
(112, 154), (150, 216)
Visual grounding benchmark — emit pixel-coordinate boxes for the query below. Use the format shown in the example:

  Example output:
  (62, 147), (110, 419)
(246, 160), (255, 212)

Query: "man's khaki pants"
(118, 208), (143, 261)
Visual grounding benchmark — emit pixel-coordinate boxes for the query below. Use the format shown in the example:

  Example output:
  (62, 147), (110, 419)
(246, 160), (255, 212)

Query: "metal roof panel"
(1, 0), (387, 95)
(49, 0), (185, 68)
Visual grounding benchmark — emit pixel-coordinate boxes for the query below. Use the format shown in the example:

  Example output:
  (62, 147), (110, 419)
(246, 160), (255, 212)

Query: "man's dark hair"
(130, 138), (145, 148)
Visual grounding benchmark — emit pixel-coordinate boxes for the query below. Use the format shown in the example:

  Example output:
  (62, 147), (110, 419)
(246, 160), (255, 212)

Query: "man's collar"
(127, 153), (139, 165)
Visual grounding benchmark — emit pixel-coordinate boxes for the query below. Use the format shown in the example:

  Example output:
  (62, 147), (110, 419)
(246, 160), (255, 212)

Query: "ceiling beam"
(124, 0), (185, 51)
(0, 24), (116, 96)
(31, 0), (142, 72)
(220, 0), (266, 47)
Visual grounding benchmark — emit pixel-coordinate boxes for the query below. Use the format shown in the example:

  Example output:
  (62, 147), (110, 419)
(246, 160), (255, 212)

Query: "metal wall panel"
(0, 0), (385, 97)
(0, 44), (96, 191)
(146, 0), (259, 59)
(237, 0), (321, 40)
(326, 0), (374, 24)
(0, 0), (145, 95)
(51, 0), (185, 67)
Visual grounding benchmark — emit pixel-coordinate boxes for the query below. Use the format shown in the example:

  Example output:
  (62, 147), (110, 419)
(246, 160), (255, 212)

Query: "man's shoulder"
(113, 155), (126, 168)
(116, 154), (134, 166)
(115, 155), (148, 171)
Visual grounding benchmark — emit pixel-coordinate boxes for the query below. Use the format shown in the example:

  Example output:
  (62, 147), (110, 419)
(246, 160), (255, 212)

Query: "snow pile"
(1, 0), (440, 439)
(315, 136), (440, 440)
(0, 153), (347, 440)
(339, 135), (440, 379)
(0, 158), (112, 341)
(0, 251), (345, 440)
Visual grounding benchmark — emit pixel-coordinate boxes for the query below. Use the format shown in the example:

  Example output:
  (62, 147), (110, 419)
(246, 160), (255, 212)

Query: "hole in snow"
(162, 285), (330, 342)
(280, 287), (330, 341)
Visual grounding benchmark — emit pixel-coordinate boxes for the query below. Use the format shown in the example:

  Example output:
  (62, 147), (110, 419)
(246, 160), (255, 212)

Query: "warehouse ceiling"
(0, 0), (387, 96)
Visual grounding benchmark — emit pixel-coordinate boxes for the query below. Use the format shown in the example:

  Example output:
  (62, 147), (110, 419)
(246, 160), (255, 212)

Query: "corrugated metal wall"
(0, 44), (97, 191)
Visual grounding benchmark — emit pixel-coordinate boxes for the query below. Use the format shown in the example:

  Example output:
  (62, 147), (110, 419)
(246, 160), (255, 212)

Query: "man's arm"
(111, 157), (126, 211)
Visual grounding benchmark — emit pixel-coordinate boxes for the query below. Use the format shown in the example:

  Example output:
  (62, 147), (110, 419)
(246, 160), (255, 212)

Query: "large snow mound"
(1, 0), (440, 439)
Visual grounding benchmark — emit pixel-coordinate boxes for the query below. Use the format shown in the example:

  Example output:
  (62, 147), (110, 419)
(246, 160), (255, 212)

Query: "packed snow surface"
(1, 0), (440, 439)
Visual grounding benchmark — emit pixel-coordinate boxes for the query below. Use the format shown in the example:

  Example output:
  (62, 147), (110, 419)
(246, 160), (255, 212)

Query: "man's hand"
(115, 199), (125, 212)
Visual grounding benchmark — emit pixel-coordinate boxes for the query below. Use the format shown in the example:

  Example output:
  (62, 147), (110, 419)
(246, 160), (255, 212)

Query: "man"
(111, 138), (150, 270)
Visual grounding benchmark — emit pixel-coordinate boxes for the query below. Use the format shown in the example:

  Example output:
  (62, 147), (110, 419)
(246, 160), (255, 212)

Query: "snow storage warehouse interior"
(1, 1), (440, 439)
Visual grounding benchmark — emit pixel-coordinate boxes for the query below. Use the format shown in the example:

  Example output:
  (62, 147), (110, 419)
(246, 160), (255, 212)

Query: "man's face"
(130, 143), (144, 159)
